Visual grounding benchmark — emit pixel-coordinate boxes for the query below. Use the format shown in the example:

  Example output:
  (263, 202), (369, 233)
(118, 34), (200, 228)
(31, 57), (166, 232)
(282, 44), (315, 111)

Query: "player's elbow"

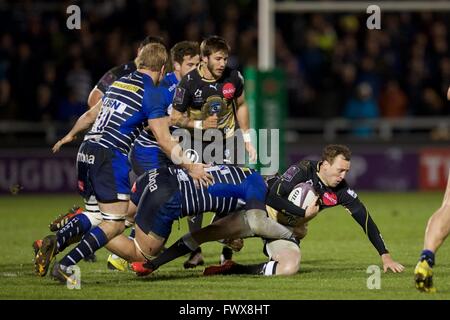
(87, 88), (103, 109)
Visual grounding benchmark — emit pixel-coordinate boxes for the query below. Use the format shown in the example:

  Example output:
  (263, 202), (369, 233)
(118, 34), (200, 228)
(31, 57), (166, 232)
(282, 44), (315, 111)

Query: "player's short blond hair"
(134, 43), (168, 71)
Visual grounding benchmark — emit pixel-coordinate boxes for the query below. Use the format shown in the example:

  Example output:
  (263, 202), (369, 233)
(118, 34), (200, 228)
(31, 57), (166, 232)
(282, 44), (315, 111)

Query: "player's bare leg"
(205, 222), (307, 277)
(106, 234), (144, 263)
(131, 209), (295, 276)
(415, 172), (450, 293)
(107, 201), (138, 271)
(51, 201), (128, 284)
(184, 213), (205, 269)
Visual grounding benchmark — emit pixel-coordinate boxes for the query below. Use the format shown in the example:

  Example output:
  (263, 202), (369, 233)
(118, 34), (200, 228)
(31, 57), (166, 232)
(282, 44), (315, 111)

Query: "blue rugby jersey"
(88, 71), (166, 155)
(168, 165), (257, 217)
(133, 72), (179, 149)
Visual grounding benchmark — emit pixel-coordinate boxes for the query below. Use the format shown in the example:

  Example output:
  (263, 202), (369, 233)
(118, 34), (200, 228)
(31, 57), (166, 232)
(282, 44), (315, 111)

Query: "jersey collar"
(198, 64), (219, 83)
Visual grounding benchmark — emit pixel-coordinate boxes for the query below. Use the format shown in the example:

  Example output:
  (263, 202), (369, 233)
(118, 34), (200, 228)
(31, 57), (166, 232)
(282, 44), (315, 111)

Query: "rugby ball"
(288, 183), (318, 209)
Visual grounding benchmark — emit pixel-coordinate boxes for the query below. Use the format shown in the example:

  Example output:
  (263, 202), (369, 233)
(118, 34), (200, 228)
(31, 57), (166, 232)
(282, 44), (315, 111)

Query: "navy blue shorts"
(129, 143), (172, 176)
(76, 141), (131, 203)
(134, 168), (182, 239)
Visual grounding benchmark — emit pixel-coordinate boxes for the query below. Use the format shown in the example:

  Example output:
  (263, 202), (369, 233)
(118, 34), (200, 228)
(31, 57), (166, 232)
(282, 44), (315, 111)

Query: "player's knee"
(100, 213), (126, 237)
(276, 250), (301, 276)
(83, 210), (102, 227)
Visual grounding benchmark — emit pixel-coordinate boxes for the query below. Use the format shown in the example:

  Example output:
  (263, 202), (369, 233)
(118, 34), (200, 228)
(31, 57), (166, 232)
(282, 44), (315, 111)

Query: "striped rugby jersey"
(168, 165), (257, 217)
(133, 72), (179, 149)
(88, 71), (166, 155)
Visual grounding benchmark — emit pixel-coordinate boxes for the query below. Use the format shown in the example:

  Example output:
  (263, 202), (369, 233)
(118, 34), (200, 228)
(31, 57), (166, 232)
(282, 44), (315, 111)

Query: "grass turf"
(0, 192), (449, 300)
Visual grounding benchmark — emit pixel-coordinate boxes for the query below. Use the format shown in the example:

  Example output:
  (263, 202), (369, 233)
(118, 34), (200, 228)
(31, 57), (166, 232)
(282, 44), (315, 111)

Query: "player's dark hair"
(171, 41), (199, 65)
(139, 36), (166, 49)
(322, 144), (351, 164)
(200, 35), (230, 57)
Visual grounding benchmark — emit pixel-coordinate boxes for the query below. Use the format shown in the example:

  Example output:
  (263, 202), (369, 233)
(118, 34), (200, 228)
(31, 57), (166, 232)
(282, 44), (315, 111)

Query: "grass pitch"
(1, 192), (449, 300)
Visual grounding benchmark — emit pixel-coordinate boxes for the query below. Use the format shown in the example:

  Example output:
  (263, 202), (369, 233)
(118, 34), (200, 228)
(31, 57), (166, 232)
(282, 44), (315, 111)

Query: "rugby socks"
(56, 214), (92, 252)
(420, 249), (435, 267)
(239, 261), (278, 275)
(219, 261), (278, 276)
(193, 247), (202, 254)
(147, 236), (196, 270)
(59, 226), (108, 267)
(221, 246), (233, 261)
(187, 215), (203, 255)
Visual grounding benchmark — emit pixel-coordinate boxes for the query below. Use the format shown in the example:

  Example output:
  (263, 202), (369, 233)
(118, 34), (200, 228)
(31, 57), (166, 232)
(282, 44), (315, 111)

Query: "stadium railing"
(285, 116), (450, 144)
(0, 117), (449, 147)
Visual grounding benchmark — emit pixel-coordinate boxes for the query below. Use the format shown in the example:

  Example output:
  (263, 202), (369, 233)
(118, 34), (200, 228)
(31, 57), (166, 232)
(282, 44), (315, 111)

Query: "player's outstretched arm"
(52, 100), (101, 153)
(345, 198), (404, 273)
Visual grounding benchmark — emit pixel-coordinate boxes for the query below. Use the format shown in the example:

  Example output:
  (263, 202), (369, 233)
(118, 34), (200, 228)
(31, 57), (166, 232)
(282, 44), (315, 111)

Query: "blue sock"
(420, 249), (435, 267)
(59, 226), (108, 267)
(56, 213), (92, 252)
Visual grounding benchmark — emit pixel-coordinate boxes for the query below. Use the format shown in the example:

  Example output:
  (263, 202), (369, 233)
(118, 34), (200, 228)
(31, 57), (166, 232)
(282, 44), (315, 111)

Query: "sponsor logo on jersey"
(103, 98), (126, 114)
(209, 83), (218, 90)
(219, 165), (231, 175)
(173, 87), (186, 104)
(194, 89), (204, 104)
(77, 152), (95, 165)
(111, 81), (141, 93)
(195, 89), (202, 98)
(222, 83), (236, 99)
(147, 169), (159, 192)
(281, 166), (299, 182)
(209, 101), (222, 115)
(347, 188), (358, 198)
(168, 83), (177, 93)
(176, 169), (190, 182)
(322, 192), (338, 206)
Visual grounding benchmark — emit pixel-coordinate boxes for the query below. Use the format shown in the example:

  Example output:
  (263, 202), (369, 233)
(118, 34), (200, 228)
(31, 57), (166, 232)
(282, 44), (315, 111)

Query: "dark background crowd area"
(0, 0), (449, 124)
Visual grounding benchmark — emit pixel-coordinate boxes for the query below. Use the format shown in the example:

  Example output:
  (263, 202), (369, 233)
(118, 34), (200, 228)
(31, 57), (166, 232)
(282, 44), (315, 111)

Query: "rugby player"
(35, 43), (212, 284)
(170, 35), (257, 265)
(108, 41), (201, 270)
(101, 164), (296, 275)
(138, 145), (405, 277)
(414, 173), (450, 293)
(87, 36), (166, 109)
(33, 36), (167, 262)
(414, 87), (450, 292)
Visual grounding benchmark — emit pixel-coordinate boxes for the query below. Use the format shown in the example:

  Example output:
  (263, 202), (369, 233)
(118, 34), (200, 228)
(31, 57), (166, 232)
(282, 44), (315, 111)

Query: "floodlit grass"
(1, 192), (449, 300)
